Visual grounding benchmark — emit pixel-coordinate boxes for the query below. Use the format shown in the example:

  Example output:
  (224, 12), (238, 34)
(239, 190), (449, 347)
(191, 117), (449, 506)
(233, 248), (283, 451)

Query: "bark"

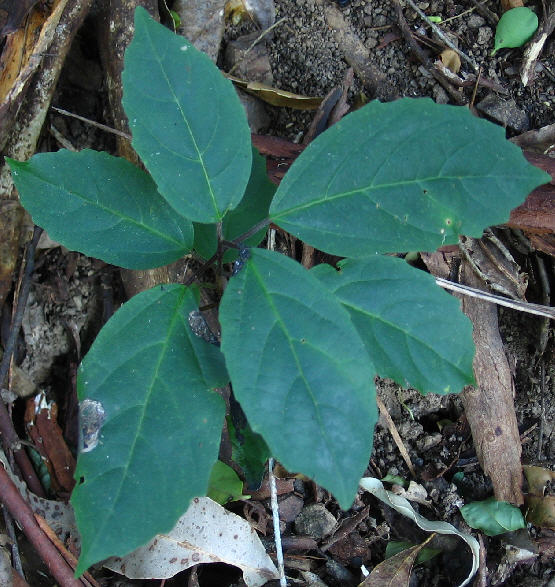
(460, 260), (523, 505)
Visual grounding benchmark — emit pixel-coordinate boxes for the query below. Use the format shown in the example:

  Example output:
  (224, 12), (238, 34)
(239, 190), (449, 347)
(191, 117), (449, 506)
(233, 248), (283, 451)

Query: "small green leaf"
(312, 256), (474, 394)
(228, 416), (271, 490)
(72, 285), (228, 573)
(123, 7), (252, 222)
(8, 151), (193, 269)
(207, 460), (246, 504)
(270, 98), (550, 257)
(193, 147), (275, 261)
(492, 7), (538, 55)
(219, 248), (377, 509)
(460, 498), (526, 536)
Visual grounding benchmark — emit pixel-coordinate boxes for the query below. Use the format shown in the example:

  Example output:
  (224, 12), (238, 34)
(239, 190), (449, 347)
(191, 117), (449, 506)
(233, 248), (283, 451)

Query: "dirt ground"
(1, 0), (554, 585)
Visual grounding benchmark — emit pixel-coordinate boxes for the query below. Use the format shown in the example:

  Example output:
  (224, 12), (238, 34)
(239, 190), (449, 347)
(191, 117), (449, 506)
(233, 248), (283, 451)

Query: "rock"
(294, 504), (337, 540)
(278, 494), (304, 523)
(477, 26), (493, 46)
(467, 14), (485, 28)
(477, 94), (530, 133)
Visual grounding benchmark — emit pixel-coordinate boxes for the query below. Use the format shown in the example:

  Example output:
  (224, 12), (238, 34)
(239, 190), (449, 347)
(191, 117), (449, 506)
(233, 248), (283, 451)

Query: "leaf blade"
(72, 285), (228, 573)
(270, 98), (550, 256)
(8, 150), (193, 269)
(219, 249), (377, 508)
(312, 256), (475, 394)
(122, 7), (252, 222)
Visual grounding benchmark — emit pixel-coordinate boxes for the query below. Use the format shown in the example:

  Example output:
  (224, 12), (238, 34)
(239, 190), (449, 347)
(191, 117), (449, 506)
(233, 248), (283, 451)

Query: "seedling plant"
(8, 7), (549, 574)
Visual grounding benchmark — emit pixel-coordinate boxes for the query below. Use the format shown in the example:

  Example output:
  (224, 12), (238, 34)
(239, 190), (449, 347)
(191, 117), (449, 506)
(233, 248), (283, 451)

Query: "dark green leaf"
(72, 285), (228, 573)
(122, 7), (252, 222)
(460, 498), (526, 536)
(8, 150), (193, 269)
(194, 147), (275, 261)
(219, 248), (377, 509)
(312, 256), (474, 394)
(270, 98), (550, 257)
(207, 460), (245, 504)
(228, 416), (271, 490)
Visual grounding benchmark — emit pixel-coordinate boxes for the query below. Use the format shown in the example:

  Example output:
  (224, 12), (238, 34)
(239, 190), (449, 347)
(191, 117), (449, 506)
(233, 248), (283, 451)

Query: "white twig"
(435, 277), (555, 320)
(402, 0), (480, 71)
(268, 458), (286, 586)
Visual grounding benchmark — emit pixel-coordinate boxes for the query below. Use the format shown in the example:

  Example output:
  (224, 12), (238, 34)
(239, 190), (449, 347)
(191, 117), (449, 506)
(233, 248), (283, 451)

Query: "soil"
(1, 0), (553, 586)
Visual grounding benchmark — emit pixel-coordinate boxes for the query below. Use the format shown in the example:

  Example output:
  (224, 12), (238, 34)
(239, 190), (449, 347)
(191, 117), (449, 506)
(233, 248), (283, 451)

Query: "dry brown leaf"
(439, 48), (461, 73)
(359, 535), (436, 586)
(501, 0), (524, 10)
(227, 74), (322, 109)
(524, 466), (555, 495)
(525, 496), (555, 529)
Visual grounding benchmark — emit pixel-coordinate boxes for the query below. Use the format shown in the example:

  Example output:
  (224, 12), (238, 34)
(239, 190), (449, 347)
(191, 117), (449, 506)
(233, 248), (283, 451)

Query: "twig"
(376, 396), (417, 478)
(268, 458), (286, 586)
(0, 227), (46, 497)
(50, 107), (132, 140)
(434, 277), (555, 320)
(402, 0), (480, 71)
(227, 17), (288, 76)
(2, 505), (24, 578)
(537, 363), (546, 460)
(393, 0), (466, 104)
(0, 465), (82, 586)
(35, 514), (100, 587)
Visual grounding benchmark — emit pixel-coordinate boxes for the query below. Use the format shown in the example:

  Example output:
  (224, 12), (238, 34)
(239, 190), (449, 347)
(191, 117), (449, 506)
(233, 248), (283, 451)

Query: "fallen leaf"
(360, 477), (479, 587)
(523, 466), (555, 496)
(359, 534), (436, 586)
(501, 0), (524, 10)
(525, 496), (555, 529)
(439, 48), (461, 73)
(104, 497), (279, 586)
(227, 74), (322, 109)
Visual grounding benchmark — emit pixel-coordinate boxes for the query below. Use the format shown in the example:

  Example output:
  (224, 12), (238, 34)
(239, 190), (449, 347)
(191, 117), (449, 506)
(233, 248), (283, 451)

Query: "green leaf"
(312, 256), (474, 394)
(219, 248), (377, 509)
(492, 7), (538, 55)
(122, 7), (252, 223)
(194, 147), (275, 261)
(460, 498), (526, 536)
(207, 460), (246, 504)
(72, 284), (228, 574)
(385, 541), (441, 564)
(8, 151), (193, 270)
(269, 98), (550, 257)
(228, 416), (271, 490)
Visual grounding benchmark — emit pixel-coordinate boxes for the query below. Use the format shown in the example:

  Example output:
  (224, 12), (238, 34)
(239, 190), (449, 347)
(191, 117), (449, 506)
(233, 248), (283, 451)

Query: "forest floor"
(0, 0), (553, 586)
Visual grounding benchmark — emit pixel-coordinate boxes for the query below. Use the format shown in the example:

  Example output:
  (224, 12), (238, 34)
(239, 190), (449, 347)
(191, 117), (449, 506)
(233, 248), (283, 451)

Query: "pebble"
(294, 504), (337, 540)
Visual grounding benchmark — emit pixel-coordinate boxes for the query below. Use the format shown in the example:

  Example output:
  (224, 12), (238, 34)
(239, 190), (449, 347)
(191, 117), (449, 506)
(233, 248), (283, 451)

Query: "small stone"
(433, 84), (450, 104)
(467, 14), (485, 28)
(477, 26), (493, 46)
(278, 494), (304, 523)
(417, 432), (443, 452)
(295, 504), (337, 540)
(476, 94), (530, 132)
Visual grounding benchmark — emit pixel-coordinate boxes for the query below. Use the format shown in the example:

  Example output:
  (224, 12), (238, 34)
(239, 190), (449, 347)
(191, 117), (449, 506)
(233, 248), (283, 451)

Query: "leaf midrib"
(249, 261), (346, 485)
(91, 289), (186, 552)
(144, 29), (220, 220)
(271, 172), (533, 219)
(27, 171), (186, 248)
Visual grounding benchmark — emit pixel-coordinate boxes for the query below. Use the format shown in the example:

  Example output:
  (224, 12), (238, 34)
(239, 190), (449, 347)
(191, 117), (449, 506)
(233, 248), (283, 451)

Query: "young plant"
(8, 7), (549, 574)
